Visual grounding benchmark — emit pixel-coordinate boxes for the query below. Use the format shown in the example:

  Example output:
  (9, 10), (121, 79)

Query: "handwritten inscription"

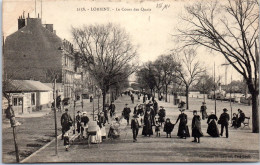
(156, 3), (170, 11)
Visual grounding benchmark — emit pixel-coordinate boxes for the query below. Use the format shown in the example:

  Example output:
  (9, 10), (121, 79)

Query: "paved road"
(21, 95), (259, 162)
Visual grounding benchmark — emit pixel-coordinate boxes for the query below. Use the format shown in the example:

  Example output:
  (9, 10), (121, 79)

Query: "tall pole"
(81, 72), (84, 111)
(230, 75), (233, 117)
(53, 78), (58, 155)
(214, 62), (216, 115)
(41, 0), (42, 19)
(93, 86), (95, 120)
(35, 0), (37, 17)
(12, 126), (20, 162)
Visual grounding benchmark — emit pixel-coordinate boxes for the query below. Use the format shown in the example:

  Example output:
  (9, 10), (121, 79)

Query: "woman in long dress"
(142, 110), (153, 136)
(192, 110), (203, 143)
(175, 109), (190, 138)
(207, 111), (220, 137)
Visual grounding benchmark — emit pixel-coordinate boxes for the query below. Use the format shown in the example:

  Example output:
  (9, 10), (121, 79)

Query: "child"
(155, 121), (161, 137)
(64, 132), (70, 151)
(231, 113), (238, 128)
(164, 118), (174, 138)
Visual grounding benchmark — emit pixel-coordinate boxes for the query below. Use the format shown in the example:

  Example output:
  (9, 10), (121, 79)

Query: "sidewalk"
(21, 95), (259, 163)
(2, 98), (100, 163)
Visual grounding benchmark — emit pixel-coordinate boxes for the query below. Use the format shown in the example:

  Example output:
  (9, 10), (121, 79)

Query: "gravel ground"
(20, 95), (259, 163)
(2, 99), (96, 163)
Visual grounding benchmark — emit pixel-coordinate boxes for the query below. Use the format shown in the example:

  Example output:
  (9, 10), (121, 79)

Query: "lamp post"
(53, 78), (58, 155)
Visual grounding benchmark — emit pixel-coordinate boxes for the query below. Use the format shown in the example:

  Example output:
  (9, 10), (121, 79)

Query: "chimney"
(44, 24), (53, 32)
(18, 14), (26, 29)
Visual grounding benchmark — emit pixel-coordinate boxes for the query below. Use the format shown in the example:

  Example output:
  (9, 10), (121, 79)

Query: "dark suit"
(219, 112), (230, 138)
(131, 118), (140, 140)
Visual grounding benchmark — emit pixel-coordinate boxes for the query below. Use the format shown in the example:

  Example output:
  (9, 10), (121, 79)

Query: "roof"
(6, 80), (53, 92)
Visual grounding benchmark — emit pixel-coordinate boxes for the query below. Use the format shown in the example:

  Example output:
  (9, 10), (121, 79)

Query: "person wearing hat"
(76, 111), (82, 134)
(158, 106), (166, 126)
(61, 108), (73, 140)
(207, 111), (220, 137)
(109, 101), (116, 117)
(200, 102), (208, 120)
(192, 110), (203, 143)
(237, 109), (245, 128)
(153, 99), (158, 114)
(131, 114), (140, 142)
(142, 109), (153, 136)
(175, 109), (190, 139)
(178, 100), (186, 109)
(218, 108), (230, 138)
(122, 104), (131, 125)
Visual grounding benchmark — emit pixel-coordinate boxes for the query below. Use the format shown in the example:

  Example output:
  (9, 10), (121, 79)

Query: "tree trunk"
(102, 91), (106, 112)
(186, 86), (189, 110)
(165, 85), (168, 102)
(251, 92), (259, 133)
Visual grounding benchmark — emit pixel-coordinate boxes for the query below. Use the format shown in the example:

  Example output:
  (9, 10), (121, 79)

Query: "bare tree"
(175, 49), (204, 109)
(72, 23), (138, 111)
(155, 54), (179, 102)
(136, 62), (157, 94)
(177, 0), (259, 132)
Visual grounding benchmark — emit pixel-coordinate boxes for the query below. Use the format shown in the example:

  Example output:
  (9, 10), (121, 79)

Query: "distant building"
(3, 13), (80, 99)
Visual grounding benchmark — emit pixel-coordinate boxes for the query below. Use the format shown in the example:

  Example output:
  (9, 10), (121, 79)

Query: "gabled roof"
(6, 80), (53, 92)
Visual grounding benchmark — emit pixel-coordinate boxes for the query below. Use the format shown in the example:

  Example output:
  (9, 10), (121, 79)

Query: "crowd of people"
(60, 92), (248, 151)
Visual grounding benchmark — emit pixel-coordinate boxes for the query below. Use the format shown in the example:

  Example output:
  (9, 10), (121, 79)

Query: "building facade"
(3, 14), (79, 99)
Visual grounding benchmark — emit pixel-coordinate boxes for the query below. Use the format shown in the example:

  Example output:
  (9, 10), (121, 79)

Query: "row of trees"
(137, 48), (205, 109)
(72, 23), (138, 110)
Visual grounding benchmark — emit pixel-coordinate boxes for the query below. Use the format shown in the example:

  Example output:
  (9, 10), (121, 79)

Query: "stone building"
(3, 14), (80, 99)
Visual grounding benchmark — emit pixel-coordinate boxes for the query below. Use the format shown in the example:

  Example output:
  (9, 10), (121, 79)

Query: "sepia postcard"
(2, 0), (259, 163)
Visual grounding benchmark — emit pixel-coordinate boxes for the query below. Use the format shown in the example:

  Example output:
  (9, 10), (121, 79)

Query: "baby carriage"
(108, 119), (121, 140)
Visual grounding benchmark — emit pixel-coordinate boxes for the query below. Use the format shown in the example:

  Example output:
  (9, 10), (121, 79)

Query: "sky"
(3, 0), (243, 84)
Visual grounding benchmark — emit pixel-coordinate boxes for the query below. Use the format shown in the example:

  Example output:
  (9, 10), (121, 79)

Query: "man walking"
(131, 114), (140, 142)
(200, 102), (207, 120)
(218, 108), (230, 138)
(109, 101), (116, 117)
(61, 108), (73, 140)
(122, 104), (131, 125)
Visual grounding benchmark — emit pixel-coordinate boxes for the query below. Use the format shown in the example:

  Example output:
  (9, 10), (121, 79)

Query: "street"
(15, 95), (259, 163)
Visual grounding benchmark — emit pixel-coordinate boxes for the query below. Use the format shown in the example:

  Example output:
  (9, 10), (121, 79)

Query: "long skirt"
(177, 123), (190, 137)
(90, 127), (102, 143)
(192, 127), (203, 137)
(207, 120), (220, 137)
(142, 125), (153, 136)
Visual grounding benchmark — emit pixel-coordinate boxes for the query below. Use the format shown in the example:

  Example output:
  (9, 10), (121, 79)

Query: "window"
(31, 93), (35, 105)
(18, 98), (23, 106)
(13, 98), (18, 106)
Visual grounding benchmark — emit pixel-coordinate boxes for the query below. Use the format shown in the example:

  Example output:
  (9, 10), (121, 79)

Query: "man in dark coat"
(131, 114), (140, 142)
(122, 104), (131, 125)
(200, 102), (207, 120)
(192, 110), (203, 143)
(237, 109), (245, 128)
(218, 108), (230, 138)
(61, 109), (73, 140)
(109, 101), (116, 117)
(76, 111), (81, 134)
(153, 99), (158, 114)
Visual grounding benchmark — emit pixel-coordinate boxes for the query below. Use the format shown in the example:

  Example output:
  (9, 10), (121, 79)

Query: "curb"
(21, 134), (62, 163)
